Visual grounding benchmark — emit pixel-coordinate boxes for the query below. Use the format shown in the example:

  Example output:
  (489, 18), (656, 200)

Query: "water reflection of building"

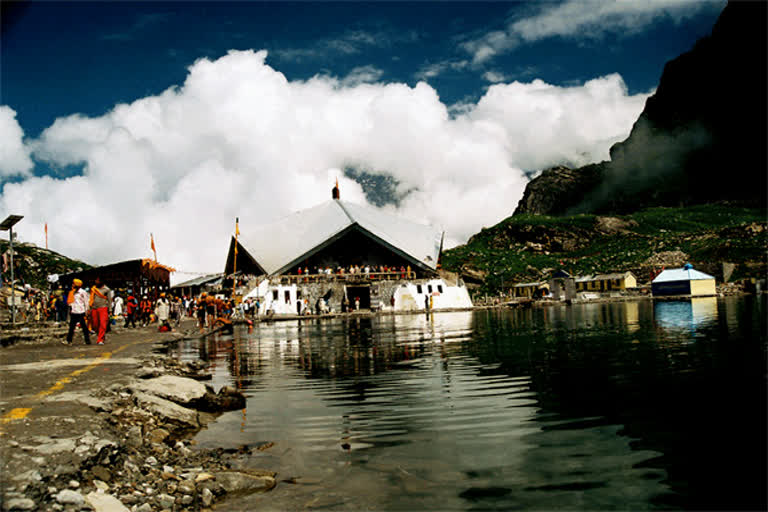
(294, 313), (474, 379)
(654, 297), (718, 331)
(535, 301), (644, 333)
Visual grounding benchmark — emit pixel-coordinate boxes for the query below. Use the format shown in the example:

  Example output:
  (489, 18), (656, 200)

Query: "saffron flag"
(150, 233), (157, 261)
(235, 217), (240, 237)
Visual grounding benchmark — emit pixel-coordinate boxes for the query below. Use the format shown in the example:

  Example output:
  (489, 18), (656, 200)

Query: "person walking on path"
(89, 277), (112, 345)
(64, 279), (91, 345)
(125, 291), (138, 328)
(170, 296), (182, 326)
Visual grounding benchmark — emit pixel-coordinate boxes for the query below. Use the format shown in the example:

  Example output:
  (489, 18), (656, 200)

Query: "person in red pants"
(89, 277), (112, 345)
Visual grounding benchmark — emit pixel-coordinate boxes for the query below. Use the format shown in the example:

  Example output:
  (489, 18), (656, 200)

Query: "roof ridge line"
(335, 200), (356, 224)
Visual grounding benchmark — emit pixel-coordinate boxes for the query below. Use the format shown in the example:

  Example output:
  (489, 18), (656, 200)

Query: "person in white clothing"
(112, 295), (124, 319)
(155, 293), (171, 331)
(64, 279), (90, 345)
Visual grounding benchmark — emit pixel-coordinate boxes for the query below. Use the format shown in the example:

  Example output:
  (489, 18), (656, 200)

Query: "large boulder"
(213, 470), (276, 496)
(133, 392), (199, 428)
(129, 376), (207, 405)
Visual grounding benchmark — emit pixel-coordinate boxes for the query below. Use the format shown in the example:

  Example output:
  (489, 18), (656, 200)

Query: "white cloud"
(463, 0), (724, 64)
(340, 65), (385, 87)
(0, 106), (34, 177)
(482, 70), (509, 83)
(0, 50), (649, 279)
(274, 28), (419, 62)
(415, 59), (469, 81)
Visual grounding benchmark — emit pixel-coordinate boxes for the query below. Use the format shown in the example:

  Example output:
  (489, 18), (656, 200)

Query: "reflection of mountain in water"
(654, 297), (718, 332)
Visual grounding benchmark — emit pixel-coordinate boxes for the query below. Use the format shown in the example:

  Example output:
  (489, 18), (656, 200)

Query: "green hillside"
(442, 204), (766, 294)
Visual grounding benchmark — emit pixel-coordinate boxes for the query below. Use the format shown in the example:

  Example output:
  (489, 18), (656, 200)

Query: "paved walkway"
(0, 323), (187, 437)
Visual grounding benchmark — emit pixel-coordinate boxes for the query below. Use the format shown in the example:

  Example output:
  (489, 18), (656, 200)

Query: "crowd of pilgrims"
(295, 264), (413, 278)
(36, 283), (258, 333)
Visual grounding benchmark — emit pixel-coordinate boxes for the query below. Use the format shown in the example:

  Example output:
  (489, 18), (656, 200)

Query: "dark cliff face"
(513, 164), (605, 216)
(515, 1), (767, 216)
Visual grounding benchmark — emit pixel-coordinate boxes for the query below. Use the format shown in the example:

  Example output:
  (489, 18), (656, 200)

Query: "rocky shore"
(0, 324), (280, 512)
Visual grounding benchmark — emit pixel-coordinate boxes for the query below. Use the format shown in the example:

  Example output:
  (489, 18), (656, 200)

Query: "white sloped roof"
(652, 267), (714, 283)
(237, 199), (442, 275)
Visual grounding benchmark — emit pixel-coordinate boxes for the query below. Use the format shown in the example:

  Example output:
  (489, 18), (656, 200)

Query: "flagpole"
(45, 223), (48, 250)
(232, 217), (239, 299)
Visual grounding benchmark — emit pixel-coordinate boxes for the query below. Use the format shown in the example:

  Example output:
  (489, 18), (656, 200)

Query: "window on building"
(272, 290), (278, 301)
(437, 285), (443, 293)
(417, 284), (423, 294)
(284, 290), (291, 303)
(428, 285), (433, 293)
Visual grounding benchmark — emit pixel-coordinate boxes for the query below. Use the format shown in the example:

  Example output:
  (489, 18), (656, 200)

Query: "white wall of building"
(247, 277), (473, 316)
(392, 279), (473, 312)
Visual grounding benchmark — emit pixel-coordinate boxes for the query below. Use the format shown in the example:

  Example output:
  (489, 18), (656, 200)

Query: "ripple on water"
(184, 298), (767, 511)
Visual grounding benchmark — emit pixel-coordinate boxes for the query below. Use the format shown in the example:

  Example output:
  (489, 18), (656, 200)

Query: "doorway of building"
(345, 286), (371, 310)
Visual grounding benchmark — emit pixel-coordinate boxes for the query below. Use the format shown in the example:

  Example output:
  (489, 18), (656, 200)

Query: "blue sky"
(3, 1), (722, 137)
(0, 1), (725, 273)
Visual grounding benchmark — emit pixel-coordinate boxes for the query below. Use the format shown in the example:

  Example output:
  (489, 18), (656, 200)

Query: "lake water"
(178, 296), (766, 511)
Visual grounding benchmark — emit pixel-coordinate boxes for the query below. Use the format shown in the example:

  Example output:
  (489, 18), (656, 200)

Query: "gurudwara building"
(223, 184), (473, 315)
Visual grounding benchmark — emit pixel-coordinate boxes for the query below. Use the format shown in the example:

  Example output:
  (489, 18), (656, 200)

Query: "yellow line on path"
(0, 408), (32, 424)
(0, 339), (142, 431)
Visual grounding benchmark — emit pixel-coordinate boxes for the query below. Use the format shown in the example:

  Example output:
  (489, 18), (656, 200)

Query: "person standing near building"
(89, 277), (112, 345)
(139, 295), (152, 326)
(64, 279), (90, 345)
(113, 294), (124, 324)
(155, 293), (171, 331)
(55, 287), (68, 322)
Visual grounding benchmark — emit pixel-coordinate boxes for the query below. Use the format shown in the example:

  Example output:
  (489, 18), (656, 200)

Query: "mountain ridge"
(514, 1), (767, 216)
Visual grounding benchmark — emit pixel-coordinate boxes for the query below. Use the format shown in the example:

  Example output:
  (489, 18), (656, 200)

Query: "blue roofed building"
(651, 264), (716, 297)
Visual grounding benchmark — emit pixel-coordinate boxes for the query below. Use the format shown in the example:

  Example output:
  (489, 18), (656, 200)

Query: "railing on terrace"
(270, 271), (416, 285)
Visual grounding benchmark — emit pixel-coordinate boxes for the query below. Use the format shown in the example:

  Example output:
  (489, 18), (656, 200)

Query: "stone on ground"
(85, 491), (131, 512)
(213, 470), (277, 495)
(133, 392), (199, 428)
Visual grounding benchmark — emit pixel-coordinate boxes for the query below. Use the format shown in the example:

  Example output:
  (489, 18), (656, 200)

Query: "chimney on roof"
(332, 178), (340, 200)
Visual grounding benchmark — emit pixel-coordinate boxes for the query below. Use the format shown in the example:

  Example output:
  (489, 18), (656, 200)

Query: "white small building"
(651, 265), (716, 297)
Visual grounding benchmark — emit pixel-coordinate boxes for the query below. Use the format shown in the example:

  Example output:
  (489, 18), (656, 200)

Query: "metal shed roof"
(236, 199), (442, 276)
(171, 273), (223, 289)
(652, 267), (714, 283)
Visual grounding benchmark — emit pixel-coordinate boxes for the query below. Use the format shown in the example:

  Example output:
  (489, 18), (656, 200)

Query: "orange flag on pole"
(150, 233), (157, 261)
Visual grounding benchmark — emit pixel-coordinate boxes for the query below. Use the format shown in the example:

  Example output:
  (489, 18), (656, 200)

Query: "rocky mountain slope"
(514, 1), (767, 216)
(0, 241), (90, 290)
